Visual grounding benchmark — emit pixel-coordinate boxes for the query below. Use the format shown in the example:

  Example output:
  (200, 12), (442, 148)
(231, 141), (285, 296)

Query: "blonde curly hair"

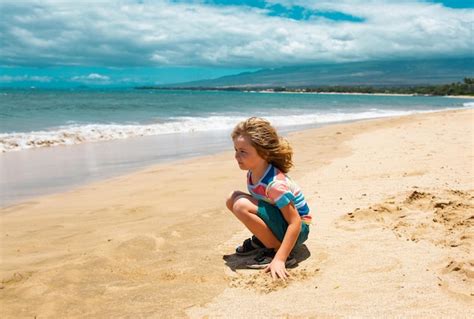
(231, 117), (293, 173)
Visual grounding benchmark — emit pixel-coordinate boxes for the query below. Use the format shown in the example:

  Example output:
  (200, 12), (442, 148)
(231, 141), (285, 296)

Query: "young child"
(226, 117), (312, 280)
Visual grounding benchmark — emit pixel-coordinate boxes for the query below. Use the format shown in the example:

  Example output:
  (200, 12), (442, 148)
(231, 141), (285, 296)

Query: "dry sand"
(1, 109), (473, 318)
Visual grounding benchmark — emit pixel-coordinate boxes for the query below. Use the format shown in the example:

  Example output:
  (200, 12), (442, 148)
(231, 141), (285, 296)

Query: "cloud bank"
(0, 0), (472, 68)
(0, 75), (52, 83)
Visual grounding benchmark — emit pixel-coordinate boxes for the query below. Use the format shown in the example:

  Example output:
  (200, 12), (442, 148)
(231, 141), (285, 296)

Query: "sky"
(0, 0), (472, 87)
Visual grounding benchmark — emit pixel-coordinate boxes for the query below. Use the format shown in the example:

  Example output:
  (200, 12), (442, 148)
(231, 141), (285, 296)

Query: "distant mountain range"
(161, 58), (473, 88)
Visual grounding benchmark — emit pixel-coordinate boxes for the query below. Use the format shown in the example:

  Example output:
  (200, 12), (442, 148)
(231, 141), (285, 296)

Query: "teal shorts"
(257, 200), (309, 246)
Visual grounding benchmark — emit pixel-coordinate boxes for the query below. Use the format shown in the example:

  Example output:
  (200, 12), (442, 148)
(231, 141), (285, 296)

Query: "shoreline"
(254, 90), (474, 98)
(443, 94), (474, 99)
(256, 90), (415, 97)
(1, 105), (471, 208)
(1, 108), (473, 317)
(0, 119), (344, 208)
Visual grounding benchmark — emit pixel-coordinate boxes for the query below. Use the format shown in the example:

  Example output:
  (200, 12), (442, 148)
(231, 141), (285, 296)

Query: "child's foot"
(246, 248), (297, 269)
(236, 235), (265, 256)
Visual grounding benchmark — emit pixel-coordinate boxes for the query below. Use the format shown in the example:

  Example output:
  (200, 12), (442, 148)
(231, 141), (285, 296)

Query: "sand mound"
(229, 268), (320, 294)
(223, 244), (328, 294)
(337, 188), (473, 299)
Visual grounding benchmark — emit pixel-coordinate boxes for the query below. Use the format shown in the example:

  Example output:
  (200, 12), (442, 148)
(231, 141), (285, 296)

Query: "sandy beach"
(1, 109), (473, 318)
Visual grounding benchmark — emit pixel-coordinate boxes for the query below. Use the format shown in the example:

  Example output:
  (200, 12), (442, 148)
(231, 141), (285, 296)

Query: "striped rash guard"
(247, 163), (312, 225)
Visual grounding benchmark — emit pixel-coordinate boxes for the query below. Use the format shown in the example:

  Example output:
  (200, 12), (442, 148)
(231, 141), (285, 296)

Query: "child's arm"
(265, 203), (301, 280)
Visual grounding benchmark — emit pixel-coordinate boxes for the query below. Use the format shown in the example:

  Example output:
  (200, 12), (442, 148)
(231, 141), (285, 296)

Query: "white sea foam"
(0, 109), (451, 152)
(463, 102), (474, 107)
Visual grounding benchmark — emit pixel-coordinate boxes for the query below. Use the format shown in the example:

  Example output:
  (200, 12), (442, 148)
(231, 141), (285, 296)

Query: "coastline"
(254, 90), (474, 98)
(443, 95), (474, 99)
(1, 109), (473, 317)
(1, 89), (472, 156)
(258, 90), (416, 97)
(7, 104), (473, 207)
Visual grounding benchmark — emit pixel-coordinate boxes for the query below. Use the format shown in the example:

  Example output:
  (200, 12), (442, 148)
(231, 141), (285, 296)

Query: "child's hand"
(264, 258), (290, 280)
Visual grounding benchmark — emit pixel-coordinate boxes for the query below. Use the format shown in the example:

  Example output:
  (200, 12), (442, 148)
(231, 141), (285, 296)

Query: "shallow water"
(1, 89), (472, 206)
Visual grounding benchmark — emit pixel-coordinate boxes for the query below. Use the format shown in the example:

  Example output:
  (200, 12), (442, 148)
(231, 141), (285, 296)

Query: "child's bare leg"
(226, 191), (281, 249)
(226, 191), (249, 211)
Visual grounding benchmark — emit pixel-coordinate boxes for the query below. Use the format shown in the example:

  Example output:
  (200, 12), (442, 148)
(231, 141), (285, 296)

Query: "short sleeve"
(266, 180), (295, 208)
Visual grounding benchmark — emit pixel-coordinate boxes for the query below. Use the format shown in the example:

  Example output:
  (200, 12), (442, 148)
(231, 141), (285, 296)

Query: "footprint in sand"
(1, 271), (33, 287)
(125, 206), (153, 215)
(402, 170), (427, 177)
(113, 235), (165, 260)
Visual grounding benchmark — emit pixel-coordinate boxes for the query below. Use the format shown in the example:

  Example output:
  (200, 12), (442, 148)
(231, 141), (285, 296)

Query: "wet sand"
(1, 109), (473, 318)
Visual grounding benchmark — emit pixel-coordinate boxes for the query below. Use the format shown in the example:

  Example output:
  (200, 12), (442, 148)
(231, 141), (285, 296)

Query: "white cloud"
(0, 0), (472, 68)
(71, 73), (111, 82)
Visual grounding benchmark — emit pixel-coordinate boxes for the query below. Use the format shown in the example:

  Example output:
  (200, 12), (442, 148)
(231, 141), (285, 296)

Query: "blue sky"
(0, 0), (472, 87)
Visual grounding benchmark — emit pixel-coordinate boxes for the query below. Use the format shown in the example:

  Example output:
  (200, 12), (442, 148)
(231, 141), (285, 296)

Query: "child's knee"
(225, 191), (237, 211)
(232, 197), (250, 215)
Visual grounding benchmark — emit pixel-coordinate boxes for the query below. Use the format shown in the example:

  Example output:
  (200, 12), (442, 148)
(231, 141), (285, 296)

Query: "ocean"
(1, 88), (472, 206)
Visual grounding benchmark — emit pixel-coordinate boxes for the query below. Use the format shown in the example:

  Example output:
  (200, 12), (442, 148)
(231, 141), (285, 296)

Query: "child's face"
(233, 135), (267, 170)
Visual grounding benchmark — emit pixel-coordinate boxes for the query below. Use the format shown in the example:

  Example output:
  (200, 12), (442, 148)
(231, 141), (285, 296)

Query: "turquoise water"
(1, 88), (472, 152)
(0, 88), (472, 206)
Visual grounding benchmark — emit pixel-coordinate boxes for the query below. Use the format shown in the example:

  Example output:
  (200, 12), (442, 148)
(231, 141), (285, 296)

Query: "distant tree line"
(136, 78), (474, 96)
(297, 77), (474, 96)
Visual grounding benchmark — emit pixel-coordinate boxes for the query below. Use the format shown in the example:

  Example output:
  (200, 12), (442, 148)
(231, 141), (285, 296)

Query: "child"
(226, 117), (312, 280)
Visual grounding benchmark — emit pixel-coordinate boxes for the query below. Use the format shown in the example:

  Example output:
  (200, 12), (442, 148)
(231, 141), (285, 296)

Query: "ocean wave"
(0, 109), (449, 152)
(463, 102), (474, 107)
